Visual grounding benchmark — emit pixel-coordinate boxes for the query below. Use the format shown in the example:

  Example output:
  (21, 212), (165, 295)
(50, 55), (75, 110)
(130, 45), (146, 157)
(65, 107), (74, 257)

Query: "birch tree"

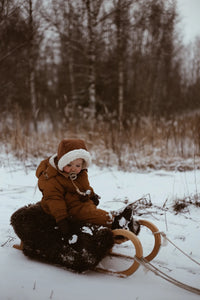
(28, 0), (37, 130)
(113, 0), (131, 132)
(83, 0), (103, 119)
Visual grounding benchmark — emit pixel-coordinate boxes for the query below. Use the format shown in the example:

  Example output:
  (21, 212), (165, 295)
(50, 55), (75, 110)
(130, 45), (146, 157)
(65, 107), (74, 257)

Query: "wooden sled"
(96, 220), (161, 277)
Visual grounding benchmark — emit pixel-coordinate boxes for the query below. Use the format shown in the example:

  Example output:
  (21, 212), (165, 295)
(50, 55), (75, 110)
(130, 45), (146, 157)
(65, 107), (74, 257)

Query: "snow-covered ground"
(0, 154), (200, 300)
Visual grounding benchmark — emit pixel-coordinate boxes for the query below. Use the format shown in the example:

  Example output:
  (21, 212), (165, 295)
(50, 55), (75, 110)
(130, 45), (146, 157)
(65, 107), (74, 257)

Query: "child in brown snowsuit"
(36, 138), (113, 236)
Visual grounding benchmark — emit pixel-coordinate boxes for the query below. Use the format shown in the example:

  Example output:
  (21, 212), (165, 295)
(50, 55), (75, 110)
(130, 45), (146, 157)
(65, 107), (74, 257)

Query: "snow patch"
(69, 234), (78, 244)
(81, 226), (93, 235)
(1, 155), (200, 300)
(119, 217), (127, 227)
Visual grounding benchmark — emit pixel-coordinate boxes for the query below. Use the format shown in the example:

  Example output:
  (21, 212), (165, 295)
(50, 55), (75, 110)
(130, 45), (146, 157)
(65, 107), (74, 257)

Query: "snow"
(0, 154), (200, 300)
(69, 235), (78, 244)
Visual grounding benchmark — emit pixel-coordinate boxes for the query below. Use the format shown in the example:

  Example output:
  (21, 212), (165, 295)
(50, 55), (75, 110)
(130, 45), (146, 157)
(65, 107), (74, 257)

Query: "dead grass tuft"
(173, 194), (200, 213)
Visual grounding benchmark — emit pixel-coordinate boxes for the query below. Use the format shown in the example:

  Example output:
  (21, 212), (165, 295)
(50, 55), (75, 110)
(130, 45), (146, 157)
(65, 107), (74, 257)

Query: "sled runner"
(95, 219), (161, 277)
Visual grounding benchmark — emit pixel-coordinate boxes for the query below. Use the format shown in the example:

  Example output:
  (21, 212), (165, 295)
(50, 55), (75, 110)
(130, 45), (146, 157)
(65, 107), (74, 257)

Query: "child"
(36, 138), (140, 234)
(37, 139), (113, 234)
(11, 138), (140, 272)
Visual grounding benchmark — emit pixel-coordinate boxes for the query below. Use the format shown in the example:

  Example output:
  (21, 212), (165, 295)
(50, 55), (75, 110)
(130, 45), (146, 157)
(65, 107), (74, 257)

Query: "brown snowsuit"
(36, 157), (112, 226)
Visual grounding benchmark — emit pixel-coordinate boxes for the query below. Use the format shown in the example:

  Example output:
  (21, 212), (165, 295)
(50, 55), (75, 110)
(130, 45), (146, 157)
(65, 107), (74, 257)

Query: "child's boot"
(112, 206), (140, 235)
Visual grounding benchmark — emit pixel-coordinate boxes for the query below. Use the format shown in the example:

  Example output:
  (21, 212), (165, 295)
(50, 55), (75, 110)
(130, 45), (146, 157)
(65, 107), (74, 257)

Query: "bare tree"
(113, 0), (131, 132)
(28, 0), (38, 130)
(45, 0), (78, 104)
(127, 0), (179, 116)
(183, 37), (200, 111)
(15, 0), (42, 130)
(83, 0), (104, 119)
(0, 0), (30, 113)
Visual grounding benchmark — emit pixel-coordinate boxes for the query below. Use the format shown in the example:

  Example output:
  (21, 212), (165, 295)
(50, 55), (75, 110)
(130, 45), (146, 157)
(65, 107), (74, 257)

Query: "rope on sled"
(155, 231), (200, 267)
(134, 256), (200, 296)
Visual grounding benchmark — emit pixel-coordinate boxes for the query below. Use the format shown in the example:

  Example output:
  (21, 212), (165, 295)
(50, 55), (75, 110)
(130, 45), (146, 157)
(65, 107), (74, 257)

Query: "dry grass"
(1, 110), (200, 171)
(173, 194), (200, 213)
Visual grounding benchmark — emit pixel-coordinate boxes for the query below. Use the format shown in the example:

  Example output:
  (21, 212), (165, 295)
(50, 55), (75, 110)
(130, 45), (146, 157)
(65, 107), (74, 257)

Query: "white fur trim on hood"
(58, 149), (91, 171)
(49, 154), (57, 168)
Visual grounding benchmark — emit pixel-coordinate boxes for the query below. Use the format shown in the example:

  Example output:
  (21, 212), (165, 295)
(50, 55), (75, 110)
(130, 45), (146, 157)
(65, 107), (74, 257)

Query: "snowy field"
(0, 154), (200, 300)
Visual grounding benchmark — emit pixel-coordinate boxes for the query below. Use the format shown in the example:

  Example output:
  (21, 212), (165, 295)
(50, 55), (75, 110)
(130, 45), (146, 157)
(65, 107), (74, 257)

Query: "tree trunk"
(28, 0), (38, 131)
(85, 0), (100, 120)
(118, 60), (124, 133)
(66, 1), (77, 108)
(116, 0), (125, 134)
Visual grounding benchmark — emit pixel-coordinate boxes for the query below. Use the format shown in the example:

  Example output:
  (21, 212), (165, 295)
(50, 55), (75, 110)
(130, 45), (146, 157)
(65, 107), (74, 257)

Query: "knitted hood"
(52, 139), (91, 171)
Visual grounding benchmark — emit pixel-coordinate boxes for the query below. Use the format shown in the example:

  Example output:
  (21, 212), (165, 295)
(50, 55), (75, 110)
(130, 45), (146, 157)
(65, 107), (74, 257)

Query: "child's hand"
(90, 193), (100, 206)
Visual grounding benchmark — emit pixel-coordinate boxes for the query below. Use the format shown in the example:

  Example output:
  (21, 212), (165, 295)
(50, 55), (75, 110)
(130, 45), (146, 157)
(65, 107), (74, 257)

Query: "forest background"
(1, 0), (200, 171)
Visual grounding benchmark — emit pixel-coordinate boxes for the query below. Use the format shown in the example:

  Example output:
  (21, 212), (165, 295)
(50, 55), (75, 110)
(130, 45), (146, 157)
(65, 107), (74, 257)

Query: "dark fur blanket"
(10, 203), (114, 273)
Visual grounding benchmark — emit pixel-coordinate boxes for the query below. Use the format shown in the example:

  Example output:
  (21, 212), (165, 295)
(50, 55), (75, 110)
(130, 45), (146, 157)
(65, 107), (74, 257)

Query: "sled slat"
(13, 241), (23, 250)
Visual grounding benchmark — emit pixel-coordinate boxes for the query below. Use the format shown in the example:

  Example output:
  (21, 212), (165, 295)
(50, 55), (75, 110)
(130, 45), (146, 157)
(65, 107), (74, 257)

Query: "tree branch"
(0, 42), (27, 64)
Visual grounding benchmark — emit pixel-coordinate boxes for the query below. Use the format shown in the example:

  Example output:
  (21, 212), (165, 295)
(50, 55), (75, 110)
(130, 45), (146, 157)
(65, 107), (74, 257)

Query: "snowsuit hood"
(56, 139), (91, 171)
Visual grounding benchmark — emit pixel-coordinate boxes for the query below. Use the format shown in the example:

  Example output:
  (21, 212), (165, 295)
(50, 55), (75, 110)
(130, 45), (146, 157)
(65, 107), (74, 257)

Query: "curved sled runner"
(96, 229), (143, 277)
(138, 219), (161, 262)
(96, 220), (161, 277)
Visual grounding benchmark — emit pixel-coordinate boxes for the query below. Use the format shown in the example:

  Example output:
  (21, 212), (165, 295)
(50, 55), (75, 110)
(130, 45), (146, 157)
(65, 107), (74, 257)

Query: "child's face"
(63, 158), (83, 174)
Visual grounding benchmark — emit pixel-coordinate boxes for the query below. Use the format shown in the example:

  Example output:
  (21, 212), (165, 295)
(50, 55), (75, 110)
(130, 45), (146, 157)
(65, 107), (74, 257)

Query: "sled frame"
(96, 220), (161, 277)
(96, 229), (143, 277)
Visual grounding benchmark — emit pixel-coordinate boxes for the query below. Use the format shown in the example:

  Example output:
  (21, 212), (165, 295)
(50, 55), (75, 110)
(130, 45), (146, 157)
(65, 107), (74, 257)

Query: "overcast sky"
(176, 0), (200, 43)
